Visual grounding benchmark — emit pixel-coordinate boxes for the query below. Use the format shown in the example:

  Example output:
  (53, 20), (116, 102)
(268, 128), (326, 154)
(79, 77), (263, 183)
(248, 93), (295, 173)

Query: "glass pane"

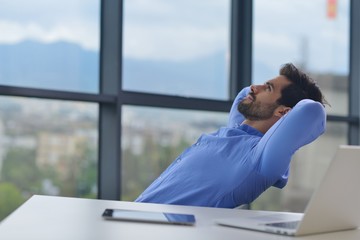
(122, 0), (231, 100)
(0, 0), (99, 93)
(253, 0), (350, 115)
(0, 97), (98, 221)
(121, 106), (228, 201)
(252, 122), (348, 212)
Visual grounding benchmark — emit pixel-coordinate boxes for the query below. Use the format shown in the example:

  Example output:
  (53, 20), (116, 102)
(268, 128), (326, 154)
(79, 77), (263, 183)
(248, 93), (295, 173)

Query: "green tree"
(1, 147), (41, 194)
(0, 182), (24, 221)
(53, 141), (97, 198)
(76, 142), (97, 198)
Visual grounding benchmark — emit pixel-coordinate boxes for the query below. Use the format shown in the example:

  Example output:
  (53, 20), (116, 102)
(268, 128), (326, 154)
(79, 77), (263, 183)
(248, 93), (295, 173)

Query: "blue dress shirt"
(135, 87), (326, 208)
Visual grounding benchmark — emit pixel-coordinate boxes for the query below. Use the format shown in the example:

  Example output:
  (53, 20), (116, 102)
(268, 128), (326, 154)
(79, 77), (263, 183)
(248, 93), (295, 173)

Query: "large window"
(0, 0), (358, 221)
(0, 97), (98, 220)
(253, 0), (349, 116)
(0, 0), (100, 220)
(119, 0), (232, 201)
(122, 0), (231, 100)
(252, 0), (351, 211)
(0, 0), (99, 93)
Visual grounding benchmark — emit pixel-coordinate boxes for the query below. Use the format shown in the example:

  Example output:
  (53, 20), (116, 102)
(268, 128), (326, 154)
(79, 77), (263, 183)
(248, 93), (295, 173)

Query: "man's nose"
(250, 84), (264, 94)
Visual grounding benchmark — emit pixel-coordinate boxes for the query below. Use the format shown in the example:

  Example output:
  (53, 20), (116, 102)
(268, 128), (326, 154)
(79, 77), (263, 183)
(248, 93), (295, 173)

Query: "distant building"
(36, 132), (87, 180)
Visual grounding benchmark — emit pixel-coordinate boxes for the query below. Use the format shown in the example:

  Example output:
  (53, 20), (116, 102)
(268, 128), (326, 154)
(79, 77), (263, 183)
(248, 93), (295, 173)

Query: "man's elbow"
(295, 99), (326, 135)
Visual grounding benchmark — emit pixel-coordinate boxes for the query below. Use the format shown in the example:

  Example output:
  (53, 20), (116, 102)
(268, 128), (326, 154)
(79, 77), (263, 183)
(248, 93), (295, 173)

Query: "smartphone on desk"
(102, 208), (196, 226)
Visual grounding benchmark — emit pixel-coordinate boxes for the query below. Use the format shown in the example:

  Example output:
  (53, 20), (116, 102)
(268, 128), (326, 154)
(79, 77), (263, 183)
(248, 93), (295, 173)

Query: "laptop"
(216, 145), (360, 236)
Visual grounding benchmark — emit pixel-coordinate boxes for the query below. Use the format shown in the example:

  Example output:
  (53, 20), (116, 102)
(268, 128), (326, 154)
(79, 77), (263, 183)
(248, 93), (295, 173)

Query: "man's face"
(238, 75), (291, 121)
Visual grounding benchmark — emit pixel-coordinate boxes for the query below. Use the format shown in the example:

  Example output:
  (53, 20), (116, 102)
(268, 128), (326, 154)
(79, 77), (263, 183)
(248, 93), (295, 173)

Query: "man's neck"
(242, 118), (278, 134)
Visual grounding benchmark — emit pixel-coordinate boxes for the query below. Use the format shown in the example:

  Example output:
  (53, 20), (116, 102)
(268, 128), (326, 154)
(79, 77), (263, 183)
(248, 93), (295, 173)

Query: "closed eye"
(265, 82), (274, 92)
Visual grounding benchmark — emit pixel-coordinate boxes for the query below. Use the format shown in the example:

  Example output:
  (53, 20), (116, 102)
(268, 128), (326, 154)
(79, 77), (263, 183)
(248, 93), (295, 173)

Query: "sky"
(253, 0), (349, 75)
(0, 0), (100, 50)
(0, 0), (350, 74)
(122, 0), (230, 61)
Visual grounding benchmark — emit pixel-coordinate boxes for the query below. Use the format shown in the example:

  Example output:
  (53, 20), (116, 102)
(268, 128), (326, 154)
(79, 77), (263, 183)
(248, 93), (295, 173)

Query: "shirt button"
(176, 158), (181, 163)
(195, 142), (200, 146)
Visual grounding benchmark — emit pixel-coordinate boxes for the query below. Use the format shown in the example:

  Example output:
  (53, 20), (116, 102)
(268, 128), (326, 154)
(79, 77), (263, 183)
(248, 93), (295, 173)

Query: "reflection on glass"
(121, 105), (228, 201)
(253, 0), (349, 115)
(0, 97), (98, 220)
(0, 0), (99, 93)
(122, 0), (231, 100)
(252, 122), (348, 212)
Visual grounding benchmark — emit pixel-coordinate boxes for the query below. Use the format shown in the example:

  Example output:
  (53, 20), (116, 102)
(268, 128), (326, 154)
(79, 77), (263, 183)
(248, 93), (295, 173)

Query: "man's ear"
(274, 106), (291, 117)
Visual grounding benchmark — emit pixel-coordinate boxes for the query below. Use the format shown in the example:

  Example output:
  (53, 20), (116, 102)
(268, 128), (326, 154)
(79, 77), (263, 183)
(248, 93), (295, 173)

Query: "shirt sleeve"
(254, 99), (326, 184)
(228, 87), (251, 128)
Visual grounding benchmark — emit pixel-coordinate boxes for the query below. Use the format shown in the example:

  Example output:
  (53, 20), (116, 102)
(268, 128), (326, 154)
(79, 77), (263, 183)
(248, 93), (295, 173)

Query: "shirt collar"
(237, 124), (264, 137)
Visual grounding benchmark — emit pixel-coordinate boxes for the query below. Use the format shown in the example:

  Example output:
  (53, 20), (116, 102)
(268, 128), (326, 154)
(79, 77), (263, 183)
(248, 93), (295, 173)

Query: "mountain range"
(0, 40), (274, 99)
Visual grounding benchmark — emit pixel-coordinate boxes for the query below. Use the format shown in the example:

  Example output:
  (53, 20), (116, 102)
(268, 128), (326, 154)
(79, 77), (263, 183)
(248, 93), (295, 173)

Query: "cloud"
(0, 0), (99, 50)
(0, 20), (99, 50)
(0, 0), (230, 58)
(123, 0), (230, 61)
(123, 23), (228, 61)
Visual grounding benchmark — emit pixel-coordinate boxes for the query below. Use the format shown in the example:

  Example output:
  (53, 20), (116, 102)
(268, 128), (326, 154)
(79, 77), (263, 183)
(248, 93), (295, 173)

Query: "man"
(135, 63), (326, 208)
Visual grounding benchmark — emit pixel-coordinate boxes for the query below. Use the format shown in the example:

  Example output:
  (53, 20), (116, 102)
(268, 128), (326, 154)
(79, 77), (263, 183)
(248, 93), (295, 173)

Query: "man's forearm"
(256, 99), (326, 179)
(227, 86), (250, 128)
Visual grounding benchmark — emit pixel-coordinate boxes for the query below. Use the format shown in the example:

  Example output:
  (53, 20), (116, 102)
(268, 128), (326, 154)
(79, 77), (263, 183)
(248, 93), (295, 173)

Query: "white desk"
(0, 195), (359, 240)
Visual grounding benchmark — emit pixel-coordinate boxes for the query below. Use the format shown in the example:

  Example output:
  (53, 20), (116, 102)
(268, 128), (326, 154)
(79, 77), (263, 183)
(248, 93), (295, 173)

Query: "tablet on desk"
(102, 208), (196, 226)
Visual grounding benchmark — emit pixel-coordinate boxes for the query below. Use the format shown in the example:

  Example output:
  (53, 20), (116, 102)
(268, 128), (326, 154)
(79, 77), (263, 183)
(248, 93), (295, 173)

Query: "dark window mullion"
(0, 85), (116, 103)
(349, 0), (360, 144)
(230, 0), (253, 99)
(98, 0), (123, 200)
(119, 91), (233, 112)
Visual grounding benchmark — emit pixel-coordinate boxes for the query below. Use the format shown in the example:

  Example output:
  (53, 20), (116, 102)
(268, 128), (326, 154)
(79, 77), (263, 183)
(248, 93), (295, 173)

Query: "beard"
(238, 98), (279, 121)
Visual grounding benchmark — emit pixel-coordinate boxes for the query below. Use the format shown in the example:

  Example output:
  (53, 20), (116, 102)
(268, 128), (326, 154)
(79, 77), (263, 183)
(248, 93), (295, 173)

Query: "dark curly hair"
(277, 63), (326, 108)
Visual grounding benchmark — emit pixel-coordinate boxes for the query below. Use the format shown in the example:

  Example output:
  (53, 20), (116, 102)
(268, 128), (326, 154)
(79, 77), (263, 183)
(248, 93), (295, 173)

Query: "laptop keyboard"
(265, 220), (300, 229)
